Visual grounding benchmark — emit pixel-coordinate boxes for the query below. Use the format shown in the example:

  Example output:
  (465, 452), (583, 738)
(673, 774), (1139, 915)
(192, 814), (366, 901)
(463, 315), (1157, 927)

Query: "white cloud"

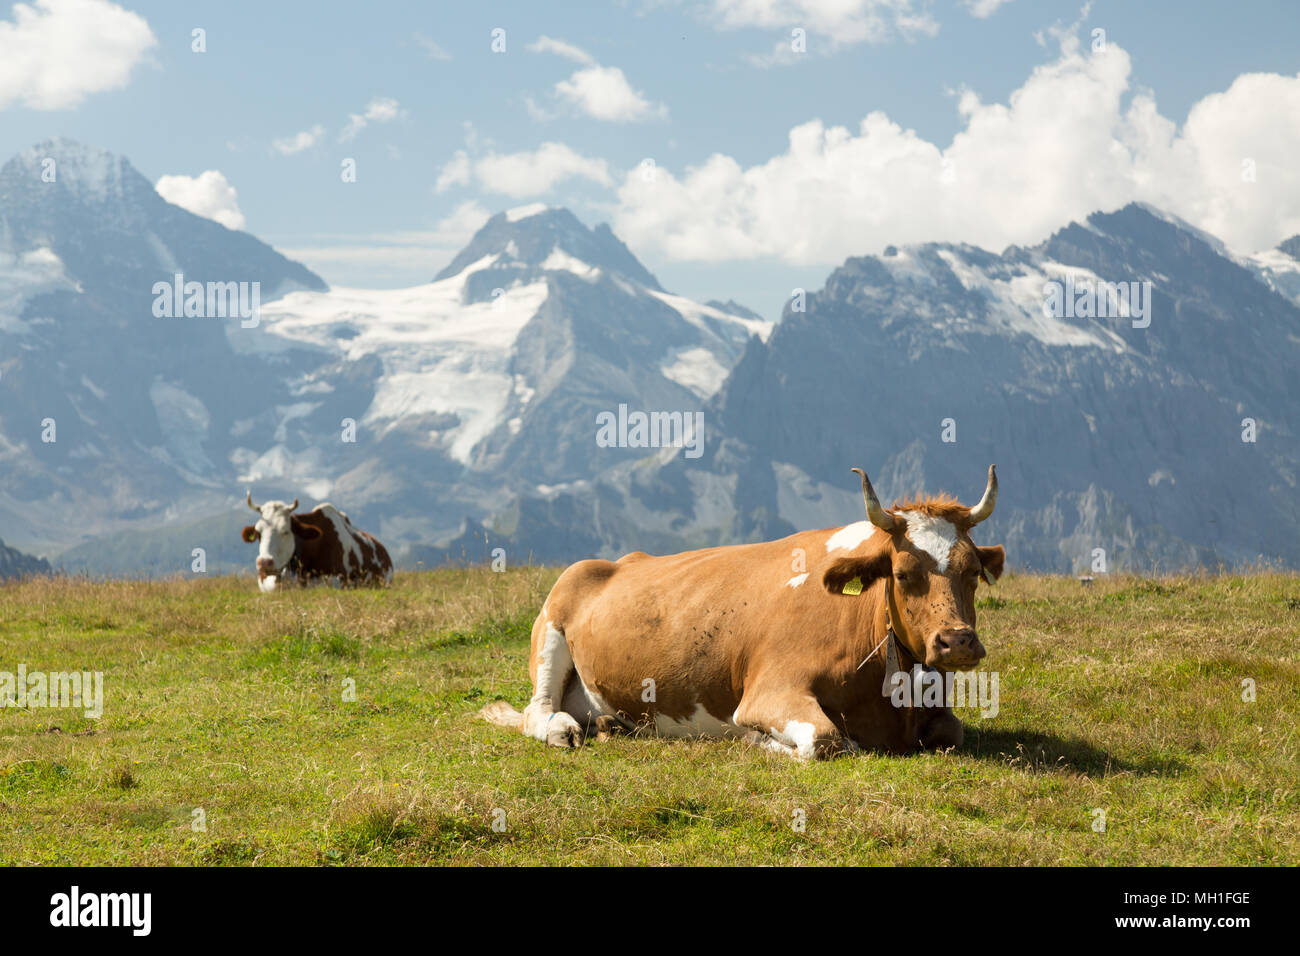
(527, 35), (595, 65)
(0, 0), (156, 110)
(474, 143), (613, 197)
(709, 0), (938, 47)
(272, 124), (325, 155)
(527, 35), (664, 123)
(435, 149), (472, 192)
(438, 142), (613, 198)
(963, 0), (1014, 17)
(414, 33), (450, 60)
(612, 34), (1300, 264)
(524, 94), (557, 122)
(155, 170), (246, 231)
(554, 65), (665, 122)
(340, 97), (405, 142)
(744, 38), (807, 68)
(434, 199), (494, 241)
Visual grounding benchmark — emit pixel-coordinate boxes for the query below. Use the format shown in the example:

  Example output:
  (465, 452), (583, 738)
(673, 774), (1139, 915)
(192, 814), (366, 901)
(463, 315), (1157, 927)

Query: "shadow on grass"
(960, 725), (1186, 777)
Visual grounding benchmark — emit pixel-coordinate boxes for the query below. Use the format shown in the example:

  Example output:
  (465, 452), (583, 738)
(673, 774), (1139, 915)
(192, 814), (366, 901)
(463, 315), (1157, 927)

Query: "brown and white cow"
(240, 492), (393, 592)
(481, 466), (1004, 758)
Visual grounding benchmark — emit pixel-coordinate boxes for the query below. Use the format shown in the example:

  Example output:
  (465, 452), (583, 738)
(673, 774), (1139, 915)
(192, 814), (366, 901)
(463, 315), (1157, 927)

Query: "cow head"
(823, 466), (1005, 672)
(241, 492), (320, 592)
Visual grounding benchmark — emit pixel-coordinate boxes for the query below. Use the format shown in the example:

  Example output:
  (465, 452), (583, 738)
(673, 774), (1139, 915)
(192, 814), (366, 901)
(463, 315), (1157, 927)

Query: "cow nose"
(936, 627), (982, 656)
(256, 557), (275, 572)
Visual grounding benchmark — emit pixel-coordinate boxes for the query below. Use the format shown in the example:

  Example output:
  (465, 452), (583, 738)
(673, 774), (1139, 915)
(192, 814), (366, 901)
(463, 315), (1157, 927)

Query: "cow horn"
(290, 498), (299, 512)
(968, 465), (998, 525)
(851, 468), (901, 534)
(246, 491), (260, 512)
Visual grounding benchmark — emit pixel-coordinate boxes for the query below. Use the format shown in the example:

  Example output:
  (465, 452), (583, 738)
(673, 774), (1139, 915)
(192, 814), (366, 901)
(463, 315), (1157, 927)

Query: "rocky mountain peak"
(433, 205), (664, 290)
(0, 138), (155, 212)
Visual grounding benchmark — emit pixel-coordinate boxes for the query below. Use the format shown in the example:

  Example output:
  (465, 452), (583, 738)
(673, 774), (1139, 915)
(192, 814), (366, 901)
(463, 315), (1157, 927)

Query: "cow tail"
(478, 700), (525, 729)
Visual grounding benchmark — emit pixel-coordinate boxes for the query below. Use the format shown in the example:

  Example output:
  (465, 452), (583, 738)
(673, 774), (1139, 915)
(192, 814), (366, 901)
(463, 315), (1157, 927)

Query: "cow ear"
(822, 541), (892, 595)
(291, 517), (322, 541)
(977, 545), (1005, 582)
(241, 525), (258, 543)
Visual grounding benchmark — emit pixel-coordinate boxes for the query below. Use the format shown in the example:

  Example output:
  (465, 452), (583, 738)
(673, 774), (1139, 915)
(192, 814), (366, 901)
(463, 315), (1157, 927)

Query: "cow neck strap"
(854, 619), (906, 699)
(857, 574), (899, 665)
(854, 579), (921, 688)
(889, 589), (927, 675)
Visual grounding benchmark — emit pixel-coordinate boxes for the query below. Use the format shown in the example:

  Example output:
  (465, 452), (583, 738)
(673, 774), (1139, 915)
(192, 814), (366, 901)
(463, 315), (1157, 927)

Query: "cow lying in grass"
(241, 493), (393, 592)
(482, 466), (1004, 758)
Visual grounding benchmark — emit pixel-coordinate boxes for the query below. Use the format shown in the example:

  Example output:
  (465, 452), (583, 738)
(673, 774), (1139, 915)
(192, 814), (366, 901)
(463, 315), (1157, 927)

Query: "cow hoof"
(545, 713), (584, 749)
(594, 715), (621, 741)
(921, 712), (964, 751)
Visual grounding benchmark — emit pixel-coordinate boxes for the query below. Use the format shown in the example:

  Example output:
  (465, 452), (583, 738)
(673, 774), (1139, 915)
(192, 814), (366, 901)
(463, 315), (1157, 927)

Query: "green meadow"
(1, 569), (1296, 865)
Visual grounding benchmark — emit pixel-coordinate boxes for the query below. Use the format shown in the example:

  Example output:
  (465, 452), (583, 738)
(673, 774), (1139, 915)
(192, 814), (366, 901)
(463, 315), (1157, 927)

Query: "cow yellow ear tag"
(842, 576), (863, 595)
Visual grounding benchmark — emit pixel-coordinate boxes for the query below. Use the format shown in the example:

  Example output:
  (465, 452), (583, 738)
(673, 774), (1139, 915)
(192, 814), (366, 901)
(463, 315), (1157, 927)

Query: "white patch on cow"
(825, 521), (877, 553)
(654, 704), (741, 739)
(897, 511), (959, 572)
(314, 503), (365, 576)
(769, 720), (818, 760)
(258, 575), (277, 593)
(756, 734), (796, 756)
(521, 622), (582, 746)
(785, 573), (809, 588)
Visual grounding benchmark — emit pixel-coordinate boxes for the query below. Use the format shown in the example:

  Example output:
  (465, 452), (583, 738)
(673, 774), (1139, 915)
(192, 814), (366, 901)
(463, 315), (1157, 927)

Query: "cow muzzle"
(256, 557), (278, 579)
(926, 627), (986, 670)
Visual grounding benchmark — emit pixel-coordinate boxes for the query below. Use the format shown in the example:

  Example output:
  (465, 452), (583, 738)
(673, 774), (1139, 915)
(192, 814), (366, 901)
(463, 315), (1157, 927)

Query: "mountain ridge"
(3, 140), (1297, 574)
(0, 537), (50, 580)
(461, 202), (1300, 572)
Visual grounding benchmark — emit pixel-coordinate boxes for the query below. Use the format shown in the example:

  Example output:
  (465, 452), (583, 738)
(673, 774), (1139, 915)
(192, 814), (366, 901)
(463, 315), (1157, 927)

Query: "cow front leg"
(919, 707), (964, 750)
(520, 622), (584, 749)
(732, 690), (849, 761)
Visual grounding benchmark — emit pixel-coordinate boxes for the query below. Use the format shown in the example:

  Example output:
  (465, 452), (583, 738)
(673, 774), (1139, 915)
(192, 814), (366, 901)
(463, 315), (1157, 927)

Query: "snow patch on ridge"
(540, 248), (600, 279)
(1248, 247), (1300, 307)
(661, 346), (729, 397)
(649, 289), (774, 343)
(936, 250), (1127, 351)
(0, 247), (78, 333)
(255, 259), (548, 464)
(506, 203), (549, 223)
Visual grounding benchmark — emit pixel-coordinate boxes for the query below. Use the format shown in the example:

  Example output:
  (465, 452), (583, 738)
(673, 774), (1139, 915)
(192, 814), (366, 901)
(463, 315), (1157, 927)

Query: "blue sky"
(3, 0), (1299, 317)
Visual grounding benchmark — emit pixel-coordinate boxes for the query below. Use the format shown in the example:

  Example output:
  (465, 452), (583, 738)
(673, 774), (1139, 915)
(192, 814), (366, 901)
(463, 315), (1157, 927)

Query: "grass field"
(1, 568), (1296, 865)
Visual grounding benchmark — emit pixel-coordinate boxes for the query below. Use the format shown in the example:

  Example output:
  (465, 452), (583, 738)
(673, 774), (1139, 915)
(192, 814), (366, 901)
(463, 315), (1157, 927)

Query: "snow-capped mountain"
(253, 205), (770, 487)
(4, 139), (1297, 574)
(0, 142), (768, 566)
(468, 204), (1300, 572)
(0, 139), (327, 556)
(1248, 234), (1300, 307)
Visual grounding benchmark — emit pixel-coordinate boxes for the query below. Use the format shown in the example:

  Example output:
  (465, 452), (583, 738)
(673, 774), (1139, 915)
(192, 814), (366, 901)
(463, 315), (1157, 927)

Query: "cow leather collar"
(854, 578), (928, 697)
